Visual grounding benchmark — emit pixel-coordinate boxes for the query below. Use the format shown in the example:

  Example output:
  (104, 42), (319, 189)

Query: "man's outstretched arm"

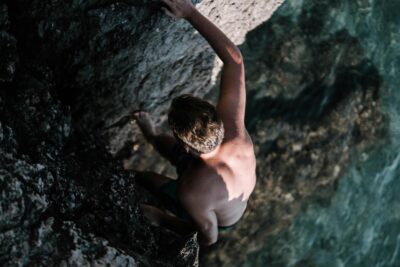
(161, 0), (246, 138)
(133, 111), (182, 165)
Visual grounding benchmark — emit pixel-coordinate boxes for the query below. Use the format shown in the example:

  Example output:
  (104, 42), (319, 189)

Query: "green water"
(243, 0), (400, 266)
(246, 146), (400, 266)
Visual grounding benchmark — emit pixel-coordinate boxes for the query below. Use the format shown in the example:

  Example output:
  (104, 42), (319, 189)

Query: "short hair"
(168, 94), (224, 154)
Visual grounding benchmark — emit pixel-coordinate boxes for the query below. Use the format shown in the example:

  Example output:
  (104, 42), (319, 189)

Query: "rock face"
(0, 75), (200, 265)
(0, 3), (17, 82)
(5, 0), (284, 156)
(0, 0), (284, 265)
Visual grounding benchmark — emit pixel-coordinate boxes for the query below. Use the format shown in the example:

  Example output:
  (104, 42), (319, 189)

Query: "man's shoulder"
(221, 133), (255, 160)
(223, 130), (253, 147)
(178, 164), (224, 200)
(180, 164), (222, 189)
(178, 178), (216, 210)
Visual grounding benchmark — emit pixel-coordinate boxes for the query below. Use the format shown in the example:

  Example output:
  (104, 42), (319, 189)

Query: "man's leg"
(133, 111), (180, 165)
(135, 171), (174, 199)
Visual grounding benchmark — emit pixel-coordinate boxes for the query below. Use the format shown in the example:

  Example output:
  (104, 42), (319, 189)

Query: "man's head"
(168, 94), (224, 155)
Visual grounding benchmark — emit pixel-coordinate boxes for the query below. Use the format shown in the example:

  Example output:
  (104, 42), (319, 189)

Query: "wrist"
(184, 6), (197, 20)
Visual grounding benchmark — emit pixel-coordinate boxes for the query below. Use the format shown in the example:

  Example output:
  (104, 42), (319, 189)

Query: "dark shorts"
(159, 179), (193, 221)
(159, 143), (237, 232)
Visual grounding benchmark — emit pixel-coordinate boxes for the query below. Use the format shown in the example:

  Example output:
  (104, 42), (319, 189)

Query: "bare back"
(178, 133), (256, 226)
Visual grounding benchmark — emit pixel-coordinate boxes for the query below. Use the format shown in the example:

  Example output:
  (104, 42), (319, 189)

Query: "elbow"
(232, 49), (243, 65)
(226, 46), (243, 65)
(197, 225), (218, 246)
(233, 50), (243, 65)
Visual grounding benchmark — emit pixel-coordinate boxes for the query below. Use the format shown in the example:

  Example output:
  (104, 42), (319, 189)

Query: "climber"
(133, 0), (256, 246)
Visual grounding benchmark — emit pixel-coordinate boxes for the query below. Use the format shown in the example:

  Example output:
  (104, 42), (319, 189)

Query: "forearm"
(186, 8), (242, 64)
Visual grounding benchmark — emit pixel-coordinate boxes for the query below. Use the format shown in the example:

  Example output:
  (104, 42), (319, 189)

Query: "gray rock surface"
(0, 0), (284, 265)
(0, 81), (199, 265)
(6, 0), (284, 155)
(0, 3), (17, 82)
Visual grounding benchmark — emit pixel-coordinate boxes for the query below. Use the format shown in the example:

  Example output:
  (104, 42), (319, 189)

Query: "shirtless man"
(133, 0), (256, 246)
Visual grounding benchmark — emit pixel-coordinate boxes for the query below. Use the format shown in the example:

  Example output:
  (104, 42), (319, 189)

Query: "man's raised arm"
(161, 0), (246, 138)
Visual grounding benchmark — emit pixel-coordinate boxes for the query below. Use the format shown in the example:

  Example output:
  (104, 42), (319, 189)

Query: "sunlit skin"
(133, 0), (256, 246)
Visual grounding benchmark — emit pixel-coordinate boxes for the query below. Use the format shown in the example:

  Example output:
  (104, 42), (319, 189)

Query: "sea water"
(243, 0), (400, 265)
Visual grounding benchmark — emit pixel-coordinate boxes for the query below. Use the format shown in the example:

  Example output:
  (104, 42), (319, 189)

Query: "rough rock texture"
(5, 0), (284, 156)
(0, 0), (285, 265)
(0, 79), (202, 265)
(0, 3), (17, 82)
(0, 72), (201, 265)
(200, 0), (391, 266)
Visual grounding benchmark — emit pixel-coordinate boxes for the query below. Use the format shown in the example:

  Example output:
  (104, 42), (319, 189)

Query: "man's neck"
(199, 145), (221, 160)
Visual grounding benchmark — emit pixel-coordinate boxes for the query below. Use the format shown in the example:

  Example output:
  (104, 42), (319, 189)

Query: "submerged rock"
(200, 0), (391, 266)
